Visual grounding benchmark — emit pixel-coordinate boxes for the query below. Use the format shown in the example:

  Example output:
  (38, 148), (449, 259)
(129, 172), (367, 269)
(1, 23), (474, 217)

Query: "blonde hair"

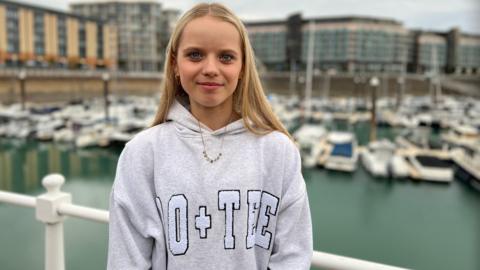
(151, 2), (291, 139)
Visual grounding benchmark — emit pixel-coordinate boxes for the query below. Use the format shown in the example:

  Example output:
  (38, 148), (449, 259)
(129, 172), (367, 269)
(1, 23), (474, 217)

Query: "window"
(34, 11), (45, 55)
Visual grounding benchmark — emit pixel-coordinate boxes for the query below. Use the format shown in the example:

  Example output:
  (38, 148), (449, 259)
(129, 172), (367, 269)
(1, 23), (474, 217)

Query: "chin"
(198, 100), (225, 108)
(194, 97), (231, 109)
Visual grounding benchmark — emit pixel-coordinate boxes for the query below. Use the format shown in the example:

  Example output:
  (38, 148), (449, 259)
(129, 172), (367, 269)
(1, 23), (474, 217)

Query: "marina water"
(0, 122), (479, 270)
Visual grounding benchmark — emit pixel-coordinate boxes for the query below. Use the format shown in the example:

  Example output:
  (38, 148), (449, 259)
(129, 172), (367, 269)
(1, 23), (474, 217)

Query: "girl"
(107, 3), (312, 269)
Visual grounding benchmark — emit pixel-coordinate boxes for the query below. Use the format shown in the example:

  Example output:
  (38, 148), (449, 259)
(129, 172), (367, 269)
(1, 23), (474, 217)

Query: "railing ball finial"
(42, 174), (65, 195)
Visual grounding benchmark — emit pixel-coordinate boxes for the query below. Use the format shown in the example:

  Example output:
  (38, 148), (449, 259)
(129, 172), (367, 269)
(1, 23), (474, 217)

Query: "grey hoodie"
(107, 100), (313, 270)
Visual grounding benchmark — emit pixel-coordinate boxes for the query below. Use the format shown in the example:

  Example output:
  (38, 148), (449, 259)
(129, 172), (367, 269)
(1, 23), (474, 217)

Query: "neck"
(190, 101), (239, 131)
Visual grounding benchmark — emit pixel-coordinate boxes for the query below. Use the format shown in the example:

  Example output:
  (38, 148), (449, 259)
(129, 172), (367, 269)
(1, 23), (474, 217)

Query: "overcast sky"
(11, 0), (480, 34)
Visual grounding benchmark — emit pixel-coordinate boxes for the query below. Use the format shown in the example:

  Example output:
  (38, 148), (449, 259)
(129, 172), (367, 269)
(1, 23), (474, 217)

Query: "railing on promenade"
(0, 174), (408, 270)
(0, 68), (164, 79)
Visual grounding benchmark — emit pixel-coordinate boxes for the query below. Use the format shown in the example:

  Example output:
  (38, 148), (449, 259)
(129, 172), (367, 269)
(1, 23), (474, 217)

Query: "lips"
(197, 81), (224, 91)
(198, 82), (223, 86)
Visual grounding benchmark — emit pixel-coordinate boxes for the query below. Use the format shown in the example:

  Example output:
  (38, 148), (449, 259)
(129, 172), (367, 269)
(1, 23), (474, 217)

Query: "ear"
(172, 55), (178, 77)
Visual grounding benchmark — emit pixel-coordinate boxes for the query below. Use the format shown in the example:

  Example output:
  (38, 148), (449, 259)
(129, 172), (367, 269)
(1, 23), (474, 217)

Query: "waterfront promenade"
(1, 68), (479, 104)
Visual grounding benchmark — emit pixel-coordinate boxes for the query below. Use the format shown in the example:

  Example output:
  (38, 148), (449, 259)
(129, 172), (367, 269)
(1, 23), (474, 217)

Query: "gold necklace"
(197, 114), (232, 163)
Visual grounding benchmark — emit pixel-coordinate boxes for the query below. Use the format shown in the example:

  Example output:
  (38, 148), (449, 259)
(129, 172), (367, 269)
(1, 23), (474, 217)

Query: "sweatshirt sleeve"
(268, 140), (313, 270)
(107, 141), (167, 270)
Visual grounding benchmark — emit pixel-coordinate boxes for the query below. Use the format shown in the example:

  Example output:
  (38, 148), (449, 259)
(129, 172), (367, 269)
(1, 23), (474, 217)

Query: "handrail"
(312, 251), (408, 270)
(57, 203), (109, 223)
(0, 173), (409, 270)
(0, 190), (36, 208)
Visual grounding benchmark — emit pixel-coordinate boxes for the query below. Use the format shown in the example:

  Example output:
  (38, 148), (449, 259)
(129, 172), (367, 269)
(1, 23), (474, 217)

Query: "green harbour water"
(0, 123), (479, 270)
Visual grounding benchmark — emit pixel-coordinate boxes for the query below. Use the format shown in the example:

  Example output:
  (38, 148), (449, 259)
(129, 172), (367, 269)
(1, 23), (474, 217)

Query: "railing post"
(35, 174), (72, 270)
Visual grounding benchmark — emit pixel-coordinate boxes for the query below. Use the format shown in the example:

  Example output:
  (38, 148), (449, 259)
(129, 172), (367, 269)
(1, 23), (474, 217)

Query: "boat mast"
(429, 45), (441, 107)
(369, 76), (380, 142)
(304, 20), (315, 122)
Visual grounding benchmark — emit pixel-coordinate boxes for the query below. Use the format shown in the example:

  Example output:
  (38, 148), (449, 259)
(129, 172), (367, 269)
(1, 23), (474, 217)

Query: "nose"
(202, 55), (219, 77)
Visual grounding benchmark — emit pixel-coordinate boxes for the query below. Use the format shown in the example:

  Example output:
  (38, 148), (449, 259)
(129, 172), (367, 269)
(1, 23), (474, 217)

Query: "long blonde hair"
(151, 2), (290, 139)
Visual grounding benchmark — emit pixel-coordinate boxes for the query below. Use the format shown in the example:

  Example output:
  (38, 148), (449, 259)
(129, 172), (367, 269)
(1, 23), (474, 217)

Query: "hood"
(166, 99), (246, 138)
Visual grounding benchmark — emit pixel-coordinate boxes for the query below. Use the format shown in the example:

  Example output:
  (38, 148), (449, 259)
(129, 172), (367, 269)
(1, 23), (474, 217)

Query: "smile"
(197, 82), (224, 91)
(198, 82), (224, 86)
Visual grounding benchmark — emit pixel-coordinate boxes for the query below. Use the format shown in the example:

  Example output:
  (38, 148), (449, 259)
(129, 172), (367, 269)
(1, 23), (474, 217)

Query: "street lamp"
(18, 69), (27, 111)
(369, 76), (379, 142)
(102, 72), (110, 122)
(369, 76), (379, 88)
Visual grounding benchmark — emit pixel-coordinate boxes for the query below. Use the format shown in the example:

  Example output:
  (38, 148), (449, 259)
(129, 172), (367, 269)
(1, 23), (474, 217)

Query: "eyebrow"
(220, 49), (240, 56)
(181, 46), (240, 56)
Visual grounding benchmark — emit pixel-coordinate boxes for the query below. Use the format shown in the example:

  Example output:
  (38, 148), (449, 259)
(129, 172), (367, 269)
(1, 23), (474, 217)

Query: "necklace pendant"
(203, 152), (221, 163)
(197, 116), (230, 164)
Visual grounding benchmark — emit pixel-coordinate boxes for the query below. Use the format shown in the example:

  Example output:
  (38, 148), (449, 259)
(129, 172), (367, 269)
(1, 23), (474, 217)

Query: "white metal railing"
(311, 251), (409, 270)
(0, 174), (409, 270)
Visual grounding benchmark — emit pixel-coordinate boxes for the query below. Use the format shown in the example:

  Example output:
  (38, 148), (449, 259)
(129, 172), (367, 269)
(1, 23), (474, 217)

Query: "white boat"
(441, 124), (479, 149)
(278, 109), (301, 131)
(293, 124), (327, 168)
(35, 118), (65, 141)
(451, 144), (480, 187)
(53, 127), (76, 144)
(407, 154), (453, 182)
(324, 132), (358, 172)
(75, 123), (113, 148)
(361, 139), (409, 178)
(4, 120), (32, 139)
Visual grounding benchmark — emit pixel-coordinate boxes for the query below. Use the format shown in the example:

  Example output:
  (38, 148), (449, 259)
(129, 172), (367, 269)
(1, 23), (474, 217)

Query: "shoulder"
(259, 130), (298, 155)
(126, 122), (172, 149)
(120, 122), (173, 159)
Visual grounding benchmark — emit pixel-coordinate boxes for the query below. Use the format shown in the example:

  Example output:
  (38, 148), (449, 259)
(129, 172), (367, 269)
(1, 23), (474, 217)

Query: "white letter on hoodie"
(246, 190), (261, 249)
(218, 190), (240, 249)
(255, 192), (279, 250)
(168, 194), (188, 255)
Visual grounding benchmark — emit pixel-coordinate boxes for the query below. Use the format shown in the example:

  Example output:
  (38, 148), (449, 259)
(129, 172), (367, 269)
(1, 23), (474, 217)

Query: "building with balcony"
(70, 0), (180, 71)
(0, 0), (117, 70)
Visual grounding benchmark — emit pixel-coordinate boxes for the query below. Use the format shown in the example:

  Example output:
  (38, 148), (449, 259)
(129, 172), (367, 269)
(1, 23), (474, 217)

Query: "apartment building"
(70, 0), (180, 71)
(0, 0), (117, 70)
(245, 14), (480, 74)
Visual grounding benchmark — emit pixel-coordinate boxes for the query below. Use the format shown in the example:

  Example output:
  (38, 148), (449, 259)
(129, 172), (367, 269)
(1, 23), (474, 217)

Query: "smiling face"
(174, 15), (243, 115)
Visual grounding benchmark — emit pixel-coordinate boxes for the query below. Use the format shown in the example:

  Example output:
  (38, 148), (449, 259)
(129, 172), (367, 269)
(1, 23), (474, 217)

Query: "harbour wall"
(1, 70), (479, 104)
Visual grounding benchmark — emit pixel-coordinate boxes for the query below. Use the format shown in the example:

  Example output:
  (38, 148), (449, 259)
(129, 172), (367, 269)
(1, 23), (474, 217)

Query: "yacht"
(293, 124), (328, 168)
(324, 132), (358, 172)
(441, 124), (479, 149)
(406, 154), (453, 183)
(396, 128), (453, 182)
(361, 139), (409, 178)
(450, 144), (480, 188)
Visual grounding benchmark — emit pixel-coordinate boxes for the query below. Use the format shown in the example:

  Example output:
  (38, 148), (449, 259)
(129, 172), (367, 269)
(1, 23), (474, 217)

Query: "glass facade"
(71, 1), (172, 71)
(246, 16), (479, 74)
(300, 29), (349, 63)
(97, 25), (103, 59)
(249, 31), (287, 70)
(288, 28), (408, 72)
(34, 11), (45, 56)
(418, 43), (447, 70)
(57, 15), (66, 57)
(458, 44), (480, 69)
(78, 21), (86, 58)
(6, 5), (18, 54)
